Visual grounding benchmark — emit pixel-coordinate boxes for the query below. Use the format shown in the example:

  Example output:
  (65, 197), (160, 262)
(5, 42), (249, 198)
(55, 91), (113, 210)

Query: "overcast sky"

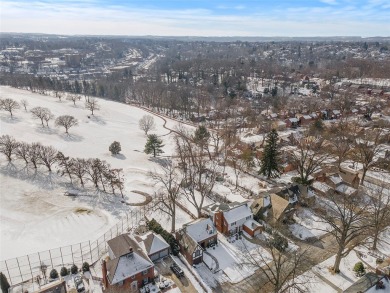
(1, 0), (389, 37)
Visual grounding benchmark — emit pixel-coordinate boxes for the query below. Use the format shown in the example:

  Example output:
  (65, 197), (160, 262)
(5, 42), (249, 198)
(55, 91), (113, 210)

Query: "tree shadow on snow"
(58, 133), (84, 142)
(89, 115), (106, 125)
(0, 162), (61, 190)
(111, 153), (126, 160)
(148, 156), (170, 166)
(0, 115), (21, 124)
(35, 126), (57, 135)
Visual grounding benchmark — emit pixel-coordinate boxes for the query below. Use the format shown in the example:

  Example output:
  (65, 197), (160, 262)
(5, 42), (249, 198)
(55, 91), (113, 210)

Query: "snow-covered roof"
(302, 115), (312, 120)
(185, 218), (217, 242)
(329, 174), (343, 185)
(288, 118), (299, 123)
(135, 231), (170, 256)
(108, 252), (153, 284)
(312, 181), (332, 193)
(336, 184), (356, 195)
(243, 219), (262, 231)
(224, 204), (252, 224)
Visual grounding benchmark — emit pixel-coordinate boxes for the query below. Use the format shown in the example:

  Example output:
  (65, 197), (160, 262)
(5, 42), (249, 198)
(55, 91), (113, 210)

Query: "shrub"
(60, 267), (68, 277)
(271, 233), (288, 252)
(148, 218), (180, 255)
(0, 272), (10, 293)
(353, 262), (366, 277)
(109, 141), (121, 155)
(70, 264), (78, 274)
(82, 262), (90, 272)
(49, 269), (58, 279)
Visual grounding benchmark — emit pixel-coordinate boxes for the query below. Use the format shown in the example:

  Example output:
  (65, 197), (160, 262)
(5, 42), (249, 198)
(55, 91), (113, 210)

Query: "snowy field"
(0, 86), (192, 259)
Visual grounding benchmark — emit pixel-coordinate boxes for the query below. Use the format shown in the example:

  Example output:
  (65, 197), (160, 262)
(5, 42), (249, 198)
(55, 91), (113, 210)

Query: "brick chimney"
(101, 260), (108, 289)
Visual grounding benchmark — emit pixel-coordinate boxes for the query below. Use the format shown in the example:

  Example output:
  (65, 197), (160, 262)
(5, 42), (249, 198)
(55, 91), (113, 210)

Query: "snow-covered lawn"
(201, 234), (271, 284)
(289, 208), (332, 240)
(290, 270), (338, 293)
(312, 251), (361, 291)
(0, 86), (192, 259)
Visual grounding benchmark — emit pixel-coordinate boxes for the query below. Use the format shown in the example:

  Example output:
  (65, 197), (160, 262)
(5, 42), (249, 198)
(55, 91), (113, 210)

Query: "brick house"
(285, 117), (299, 128)
(202, 202), (254, 236)
(175, 218), (217, 265)
(299, 115), (313, 126)
(102, 234), (155, 292)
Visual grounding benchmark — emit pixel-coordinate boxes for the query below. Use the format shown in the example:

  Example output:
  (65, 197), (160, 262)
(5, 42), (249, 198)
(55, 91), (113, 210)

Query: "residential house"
(269, 193), (294, 223)
(285, 117), (299, 128)
(312, 172), (358, 197)
(176, 218), (217, 265)
(102, 234), (155, 291)
(135, 231), (170, 262)
(202, 201), (255, 236)
(299, 115), (313, 126)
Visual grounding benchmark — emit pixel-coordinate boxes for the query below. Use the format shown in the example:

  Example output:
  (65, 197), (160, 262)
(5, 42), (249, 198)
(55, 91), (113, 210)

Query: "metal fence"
(0, 209), (145, 286)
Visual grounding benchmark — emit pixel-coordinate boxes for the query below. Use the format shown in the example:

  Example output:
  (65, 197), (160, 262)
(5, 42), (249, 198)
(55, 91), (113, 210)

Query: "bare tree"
(149, 160), (181, 232)
(366, 179), (390, 250)
(55, 115), (78, 134)
(138, 115), (156, 135)
(38, 145), (58, 172)
(241, 240), (309, 293)
(28, 143), (42, 169)
(31, 107), (51, 127)
(0, 135), (19, 161)
(15, 142), (30, 165)
(56, 152), (73, 183)
(350, 127), (385, 184)
(175, 131), (219, 218)
(20, 99), (29, 111)
(1, 98), (20, 118)
(67, 95), (78, 106)
(43, 110), (55, 127)
(85, 97), (100, 115)
(288, 133), (330, 185)
(69, 158), (87, 187)
(317, 191), (369, 273)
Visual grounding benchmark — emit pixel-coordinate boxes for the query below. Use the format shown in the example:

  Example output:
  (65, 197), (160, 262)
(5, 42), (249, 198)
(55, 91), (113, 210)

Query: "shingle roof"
(135, 231), (170, 256)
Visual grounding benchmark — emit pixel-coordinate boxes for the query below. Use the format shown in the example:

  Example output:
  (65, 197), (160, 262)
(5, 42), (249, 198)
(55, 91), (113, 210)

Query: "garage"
(135, 231), (170, 262)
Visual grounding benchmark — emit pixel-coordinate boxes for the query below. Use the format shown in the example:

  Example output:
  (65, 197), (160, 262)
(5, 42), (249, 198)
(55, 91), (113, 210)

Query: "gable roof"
(135, 231), (170, 256)
(224, 204), (252, 224)
(106, 234), (154, 285)
(107, 234), (135, 258)
(202, 201), (246, 213)
(184, 218), (217, 243)
(176, 229), (201, 254)
(270, 193), (290, 221)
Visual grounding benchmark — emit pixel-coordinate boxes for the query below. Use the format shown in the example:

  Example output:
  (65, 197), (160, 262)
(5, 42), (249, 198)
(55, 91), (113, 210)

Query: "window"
(231, 221), (236, 226)
(131, 275), (135, 280)
(142, 269), (149, 275)
(194, 249), (201, 258)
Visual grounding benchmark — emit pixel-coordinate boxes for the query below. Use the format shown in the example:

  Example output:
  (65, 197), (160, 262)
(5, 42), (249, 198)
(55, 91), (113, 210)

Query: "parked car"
(170, 262), (184, 278)
(73, 275), (85, 292)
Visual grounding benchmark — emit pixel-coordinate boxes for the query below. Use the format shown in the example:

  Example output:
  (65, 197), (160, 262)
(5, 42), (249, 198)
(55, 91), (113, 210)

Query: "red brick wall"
(105, 267), (154, 291)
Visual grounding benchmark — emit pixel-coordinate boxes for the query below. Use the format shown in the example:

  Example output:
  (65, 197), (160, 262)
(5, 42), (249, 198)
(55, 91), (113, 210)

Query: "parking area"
(155, 256), (199, 293)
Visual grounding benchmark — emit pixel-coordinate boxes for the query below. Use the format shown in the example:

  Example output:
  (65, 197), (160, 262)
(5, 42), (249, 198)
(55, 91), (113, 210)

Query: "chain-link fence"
(1, 209), (145, 286)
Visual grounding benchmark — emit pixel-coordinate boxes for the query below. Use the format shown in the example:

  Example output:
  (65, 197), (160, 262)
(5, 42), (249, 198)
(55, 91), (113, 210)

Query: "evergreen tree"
(109, 141), (121, 155)
(259, 129), (280, 178)
(144, 134), (164, 157)
(193, 125), (210, 146)
(0, 272), (10, 293)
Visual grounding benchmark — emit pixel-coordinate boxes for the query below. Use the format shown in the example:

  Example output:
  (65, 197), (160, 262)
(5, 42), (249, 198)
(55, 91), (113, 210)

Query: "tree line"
(0, 135), (124, 196)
